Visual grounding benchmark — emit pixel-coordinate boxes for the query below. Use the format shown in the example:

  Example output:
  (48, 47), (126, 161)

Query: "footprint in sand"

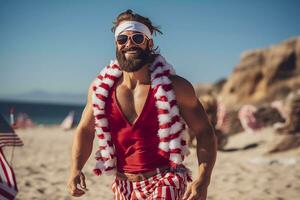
(25, 181), (31, 187)
(37, 187), (46, 194)
(40, 163), (47, 168)
(51, 181), (64, 186)
(25, 166), (40, 175)
(35, 177), (47, 181)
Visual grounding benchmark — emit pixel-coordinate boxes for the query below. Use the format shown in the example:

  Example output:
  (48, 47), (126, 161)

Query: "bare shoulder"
(169, 75), (197, 105)
(87, 81), (95, 103)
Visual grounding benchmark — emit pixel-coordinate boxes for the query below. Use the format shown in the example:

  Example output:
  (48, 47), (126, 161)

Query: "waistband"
(116, 166), (170, 182)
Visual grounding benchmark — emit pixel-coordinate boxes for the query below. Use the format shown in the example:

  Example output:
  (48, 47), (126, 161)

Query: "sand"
(5, 126), (300, 200)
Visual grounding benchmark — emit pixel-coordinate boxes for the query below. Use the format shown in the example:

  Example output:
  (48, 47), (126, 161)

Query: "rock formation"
(219, 37), (300, 107)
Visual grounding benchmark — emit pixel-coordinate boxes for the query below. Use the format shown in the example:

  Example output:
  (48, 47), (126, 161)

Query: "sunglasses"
(116, 33), (147, 45)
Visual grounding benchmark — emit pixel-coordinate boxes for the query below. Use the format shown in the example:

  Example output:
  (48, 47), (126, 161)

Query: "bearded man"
(68, 10), (217, 200)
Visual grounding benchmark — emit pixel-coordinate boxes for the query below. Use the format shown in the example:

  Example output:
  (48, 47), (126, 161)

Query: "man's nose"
(125, 37), (134, 48)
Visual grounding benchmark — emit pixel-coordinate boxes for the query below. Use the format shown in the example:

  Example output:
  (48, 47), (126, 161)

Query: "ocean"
(0, 100), (85, 125)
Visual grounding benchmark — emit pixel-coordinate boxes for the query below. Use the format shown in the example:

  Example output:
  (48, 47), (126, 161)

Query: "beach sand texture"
(8, 126), (300, 200)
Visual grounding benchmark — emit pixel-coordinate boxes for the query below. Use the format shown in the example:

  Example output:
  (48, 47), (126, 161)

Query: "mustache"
(121, 46), (143, 53)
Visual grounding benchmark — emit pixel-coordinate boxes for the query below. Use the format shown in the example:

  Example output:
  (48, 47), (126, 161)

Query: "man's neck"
(122, 65), (151, 89)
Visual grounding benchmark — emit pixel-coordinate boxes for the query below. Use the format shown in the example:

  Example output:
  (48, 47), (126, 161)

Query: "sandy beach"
(7, 126), (300, 200)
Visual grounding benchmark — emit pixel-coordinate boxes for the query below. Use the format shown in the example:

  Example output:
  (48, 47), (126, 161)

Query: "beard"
(116, 45), (154, 72)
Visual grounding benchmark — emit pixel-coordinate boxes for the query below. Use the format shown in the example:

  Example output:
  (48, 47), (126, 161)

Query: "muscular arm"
(68, 83), (95, 196)
(71, 83), (95, 172)
(170, 75), (217, 199)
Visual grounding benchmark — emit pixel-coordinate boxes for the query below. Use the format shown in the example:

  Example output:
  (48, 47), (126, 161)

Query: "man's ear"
(149, 39), (154, 49)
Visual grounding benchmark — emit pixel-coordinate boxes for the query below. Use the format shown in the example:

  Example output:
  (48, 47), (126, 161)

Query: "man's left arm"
(170, 75), (217, 200)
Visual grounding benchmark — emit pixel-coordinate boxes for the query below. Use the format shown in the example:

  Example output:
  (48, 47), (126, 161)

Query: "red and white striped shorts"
(112, 169), (189, 200)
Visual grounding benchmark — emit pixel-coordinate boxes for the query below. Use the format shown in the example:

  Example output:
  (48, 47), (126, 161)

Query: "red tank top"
(105, 84), (170, 173)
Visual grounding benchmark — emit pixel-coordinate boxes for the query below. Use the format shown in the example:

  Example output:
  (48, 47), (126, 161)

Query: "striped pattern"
(0, 149), (18, 200)
(0, 115), (24, 148)
(112, 170), (187, 200)
(92, 55), (189, 176)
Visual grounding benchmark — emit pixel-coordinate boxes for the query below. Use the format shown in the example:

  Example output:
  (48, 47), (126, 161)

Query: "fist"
(67, 170), (87, 197)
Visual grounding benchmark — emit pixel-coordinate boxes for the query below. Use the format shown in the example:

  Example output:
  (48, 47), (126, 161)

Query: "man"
(68, 10), (217, 200)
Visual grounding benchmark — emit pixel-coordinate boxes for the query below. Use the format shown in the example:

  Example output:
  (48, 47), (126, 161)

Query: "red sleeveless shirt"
(105, 84), (170, 173)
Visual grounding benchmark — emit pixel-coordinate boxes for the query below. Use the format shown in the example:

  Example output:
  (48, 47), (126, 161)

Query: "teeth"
(126, 51), (137, 53)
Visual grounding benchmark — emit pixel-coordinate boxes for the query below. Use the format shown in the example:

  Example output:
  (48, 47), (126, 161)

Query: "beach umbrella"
(0, 148), (18, 200)
(0, 114), (23, 199)
(0, 114), (23, 148)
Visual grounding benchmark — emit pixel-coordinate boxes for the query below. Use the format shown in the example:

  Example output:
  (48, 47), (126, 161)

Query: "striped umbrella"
(0, 114), (23, 199)
(0, 114), (23, 148)
(0, 148), (18, 200)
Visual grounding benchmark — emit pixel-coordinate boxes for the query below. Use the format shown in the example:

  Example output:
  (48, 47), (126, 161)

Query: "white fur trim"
(94, 78), (102, 86)
(95, 160), (105, 170)
(166, 90), (176, 102)
(94, 109), (105, 115)
(158, 113), (172, 124)
(95, 128), (107, 135)
(169, 137), (182, 149)
(101, 149), (111, 158)
(152, 77), (164, 87)
(154, 86), (167, 99)
(161, 76), (172, 85)
(104, 157), (116, 168)
(159, 142), (169, 152)
(150, 67), (163, 80)
(170, 106), (180, 117)
(170, 121), (183, 134)
(106, 146), (115, 154)
(95, 118), (108, 127)
(95, 87), (109, 97)
(170, 153), (182, 164)
(156, 101), (170, 110)
(95, 150), (102, 158)
(102, 78), (115, 87)
(93, 97), (106, 109)
(158, 128), (171, 138)
(98, 139), (108, 146)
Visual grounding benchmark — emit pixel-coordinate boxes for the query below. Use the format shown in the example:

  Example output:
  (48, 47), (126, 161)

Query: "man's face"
(115, 30), (153, 72)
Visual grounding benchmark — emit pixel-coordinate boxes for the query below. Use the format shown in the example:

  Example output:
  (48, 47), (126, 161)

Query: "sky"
(0, 0), (300, 100)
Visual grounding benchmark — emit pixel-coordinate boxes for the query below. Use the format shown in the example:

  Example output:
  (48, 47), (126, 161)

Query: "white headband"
(114, 21), (152, 40)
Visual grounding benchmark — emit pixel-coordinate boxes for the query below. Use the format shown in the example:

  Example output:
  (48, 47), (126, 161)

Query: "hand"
(67, 170), (87, 197)
(182, 179), (208, 200)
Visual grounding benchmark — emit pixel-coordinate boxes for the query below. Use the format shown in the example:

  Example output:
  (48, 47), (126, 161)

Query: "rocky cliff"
(219, 37), (300, 107)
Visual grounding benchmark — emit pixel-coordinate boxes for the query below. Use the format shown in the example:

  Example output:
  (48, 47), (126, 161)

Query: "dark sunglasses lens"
(132, 34), (144, 44)
(117, 35), (128, 45)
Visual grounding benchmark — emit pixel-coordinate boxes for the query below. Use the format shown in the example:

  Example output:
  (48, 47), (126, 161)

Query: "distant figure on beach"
(238, 105), (262, 133)
(68, 9), (217, 200)
(15, 113), (34, 129)
(60, 111), (75, 131)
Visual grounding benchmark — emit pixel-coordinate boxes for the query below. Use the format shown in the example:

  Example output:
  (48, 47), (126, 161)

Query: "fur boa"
(92, 55), (189, 176)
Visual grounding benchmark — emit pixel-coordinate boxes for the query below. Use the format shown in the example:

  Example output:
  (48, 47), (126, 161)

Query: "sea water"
(0, 100), (84, 125)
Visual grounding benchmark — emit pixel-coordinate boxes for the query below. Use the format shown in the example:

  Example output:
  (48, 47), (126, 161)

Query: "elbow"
(195, 124), (218, 152)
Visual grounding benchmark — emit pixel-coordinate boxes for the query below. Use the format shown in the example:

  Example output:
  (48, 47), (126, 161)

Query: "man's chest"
(115, 84), (151, 125)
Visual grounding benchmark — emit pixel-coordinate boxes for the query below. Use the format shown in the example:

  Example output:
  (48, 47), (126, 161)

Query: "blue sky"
(1, 0), (300, 98)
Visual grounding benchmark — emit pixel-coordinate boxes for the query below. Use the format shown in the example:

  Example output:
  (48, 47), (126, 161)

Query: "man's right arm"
(68, 83), (95, 197)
